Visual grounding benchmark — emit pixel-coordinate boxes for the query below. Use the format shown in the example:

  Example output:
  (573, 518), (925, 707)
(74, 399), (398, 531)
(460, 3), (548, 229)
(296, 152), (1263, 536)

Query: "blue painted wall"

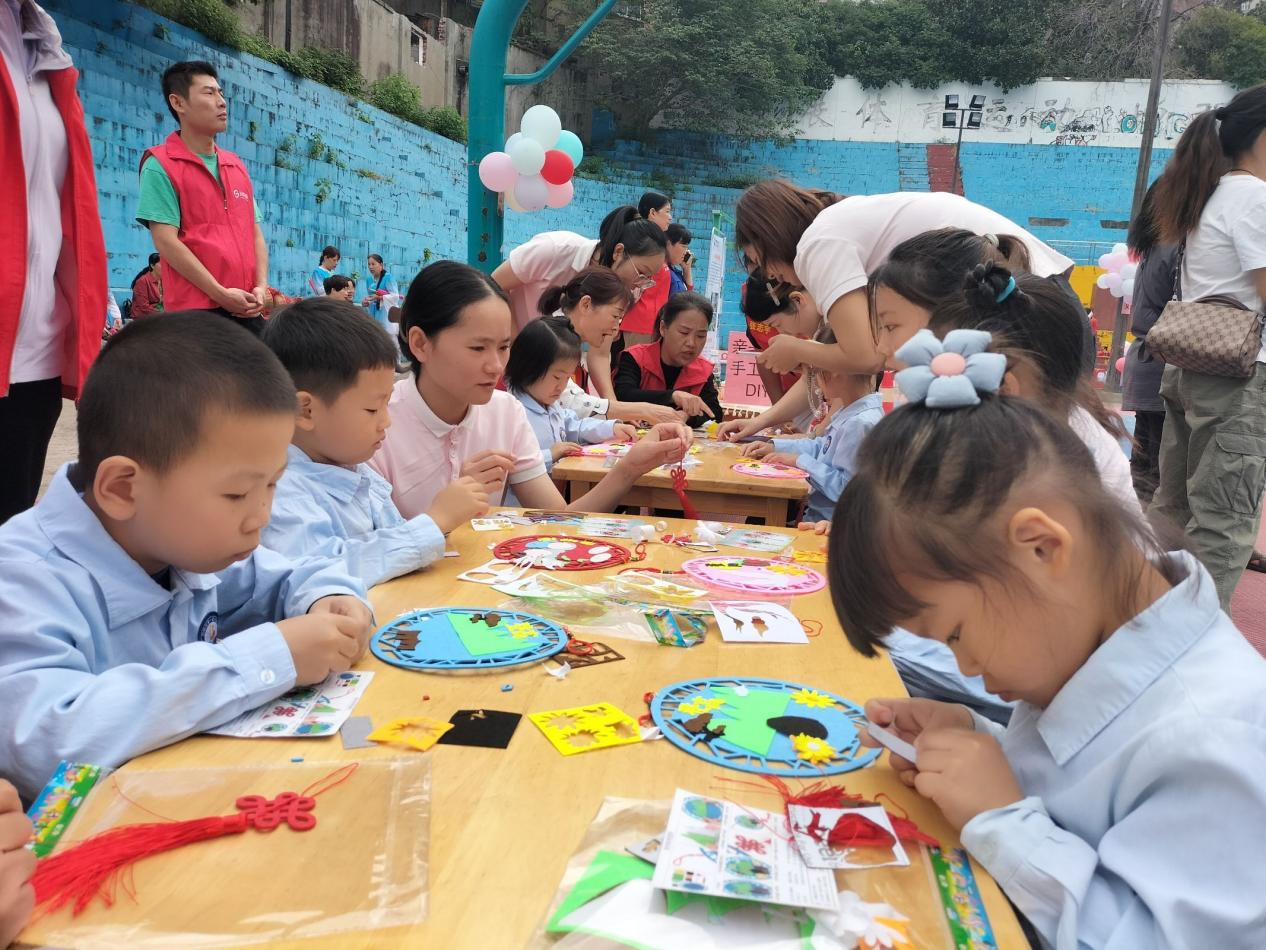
(47, 0), (1169, 342)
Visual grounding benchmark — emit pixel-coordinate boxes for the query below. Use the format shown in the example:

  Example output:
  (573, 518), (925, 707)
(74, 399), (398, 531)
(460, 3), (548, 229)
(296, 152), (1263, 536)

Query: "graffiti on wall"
(797, 76), (1234, 147)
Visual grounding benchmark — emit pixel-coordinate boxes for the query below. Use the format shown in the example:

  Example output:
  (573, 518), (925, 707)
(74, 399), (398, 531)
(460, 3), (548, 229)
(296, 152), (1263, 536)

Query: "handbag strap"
(1171, 241), (1185, 303)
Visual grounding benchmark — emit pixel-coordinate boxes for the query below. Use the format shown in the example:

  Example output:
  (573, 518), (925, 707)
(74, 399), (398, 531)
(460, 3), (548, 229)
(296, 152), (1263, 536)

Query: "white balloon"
(1122, 278), (1136, 299)
(508, 137), (545, 175)
(521, 104), (562, 148)
(505, 189), (525, 212)
(1119, 262), (1138, 281)
(1105, 272), (1124, 292)
(1112, 242), (1128, 255)
(1096, 273), (1112, 289)
(514, 174), (550, 212)
(504, 132), (524, 153)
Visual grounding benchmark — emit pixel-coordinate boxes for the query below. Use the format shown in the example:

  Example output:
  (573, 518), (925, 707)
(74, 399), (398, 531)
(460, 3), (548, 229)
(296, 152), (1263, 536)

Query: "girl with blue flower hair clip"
(822, 330), (1266, 949)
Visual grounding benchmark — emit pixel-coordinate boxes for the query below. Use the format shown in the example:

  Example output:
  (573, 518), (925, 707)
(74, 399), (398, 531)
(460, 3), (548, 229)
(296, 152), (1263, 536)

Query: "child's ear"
(999, 370), (1022, 397)
(295, 390), (318, 432)
(92, 456), (143, 522)
(1007, 506), (1073, 576)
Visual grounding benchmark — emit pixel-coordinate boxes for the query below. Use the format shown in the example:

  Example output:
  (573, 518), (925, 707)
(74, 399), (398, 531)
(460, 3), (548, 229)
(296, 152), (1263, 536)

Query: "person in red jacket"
(615, 292), (722, 428)
(0, 0), (108, 525)
(137, 61), (269, 334)
(616, 191), (674, 348)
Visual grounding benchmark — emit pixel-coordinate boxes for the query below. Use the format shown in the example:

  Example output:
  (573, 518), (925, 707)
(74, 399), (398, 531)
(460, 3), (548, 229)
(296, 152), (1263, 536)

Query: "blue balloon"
(555, 129), (584, 167)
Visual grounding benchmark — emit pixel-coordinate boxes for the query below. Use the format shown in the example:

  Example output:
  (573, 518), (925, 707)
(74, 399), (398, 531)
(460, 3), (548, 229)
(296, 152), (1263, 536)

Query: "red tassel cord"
(32, 764), (357, 917)
(670, 464), (699, 520)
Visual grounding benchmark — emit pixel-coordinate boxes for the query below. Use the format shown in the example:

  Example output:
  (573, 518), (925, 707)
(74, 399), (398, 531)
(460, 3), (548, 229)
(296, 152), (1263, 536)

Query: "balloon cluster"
(477, 105), (584, 213)
(1096, 243), (1137, 304)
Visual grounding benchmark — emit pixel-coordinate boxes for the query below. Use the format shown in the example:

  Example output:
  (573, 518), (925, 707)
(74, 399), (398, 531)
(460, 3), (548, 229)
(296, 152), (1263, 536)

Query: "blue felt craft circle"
(370, 607), (568, 671)
(650, 676), (881, 776)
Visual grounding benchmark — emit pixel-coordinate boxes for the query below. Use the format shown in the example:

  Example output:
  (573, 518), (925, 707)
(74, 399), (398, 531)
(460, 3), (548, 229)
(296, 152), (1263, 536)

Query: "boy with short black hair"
(261, 298), (490, 587)
(0, 314), (373, 801)
(323, 274), (354, 301)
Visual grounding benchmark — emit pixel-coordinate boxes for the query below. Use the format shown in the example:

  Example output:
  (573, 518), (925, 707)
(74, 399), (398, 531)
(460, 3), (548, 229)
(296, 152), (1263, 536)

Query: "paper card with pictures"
(787, 804), (910, 871)
(720, 528), (793, 555)
(579, 517), (651, 539)
(207, 671), (374, 738)
(711, 602), (808, 644)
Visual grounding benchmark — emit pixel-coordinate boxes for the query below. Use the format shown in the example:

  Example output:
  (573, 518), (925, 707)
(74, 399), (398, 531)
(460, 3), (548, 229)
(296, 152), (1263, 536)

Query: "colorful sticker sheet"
(27, 761), (104, 858)
(529, 702), (644, 756)
(719, 527), (794, 555)
(931, 847), (998, 949)
(652, 788), (838, 911)
(207, 670), (374, 738)
(579, 517), (651, 539)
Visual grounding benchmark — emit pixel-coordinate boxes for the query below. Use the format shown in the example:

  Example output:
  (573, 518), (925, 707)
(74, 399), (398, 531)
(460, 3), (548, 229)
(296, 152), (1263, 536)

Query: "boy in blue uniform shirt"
(261, 298), (491, 586)
(0, 314), (373, 801)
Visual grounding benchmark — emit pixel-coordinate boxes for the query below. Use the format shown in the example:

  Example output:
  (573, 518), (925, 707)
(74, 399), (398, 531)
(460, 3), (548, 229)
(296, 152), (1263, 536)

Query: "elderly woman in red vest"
(614, 292), (723, 428)
(0, 1), (108, 525)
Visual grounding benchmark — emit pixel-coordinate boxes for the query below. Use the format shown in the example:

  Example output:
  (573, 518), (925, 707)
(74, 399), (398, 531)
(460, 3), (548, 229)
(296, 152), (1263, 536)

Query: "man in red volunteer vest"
(0, 0), (108, 525)
(137, 61), (269, 335)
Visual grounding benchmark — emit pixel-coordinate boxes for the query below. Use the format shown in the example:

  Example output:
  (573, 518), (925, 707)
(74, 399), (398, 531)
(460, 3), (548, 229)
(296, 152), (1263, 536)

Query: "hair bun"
(961, 262), (1016, 312)
(1216, 107), (1228, 121)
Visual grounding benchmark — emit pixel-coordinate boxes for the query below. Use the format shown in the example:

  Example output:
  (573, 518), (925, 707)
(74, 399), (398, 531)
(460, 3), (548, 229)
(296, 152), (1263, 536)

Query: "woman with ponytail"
(1149, 85), (1266, 608)
(490, 205), (667, 334)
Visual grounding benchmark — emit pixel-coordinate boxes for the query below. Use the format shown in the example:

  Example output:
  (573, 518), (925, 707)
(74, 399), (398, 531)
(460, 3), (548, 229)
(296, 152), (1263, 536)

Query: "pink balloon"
(514, 174), (549, 212)
(478, 151), (518, 193)
(1115, 356), (1126, 374)
(545, 179), (574, 209)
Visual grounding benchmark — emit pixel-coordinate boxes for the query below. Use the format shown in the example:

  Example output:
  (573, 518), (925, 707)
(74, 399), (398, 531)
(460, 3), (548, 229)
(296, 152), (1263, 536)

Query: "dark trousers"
(0, 376), (64, 524)
(1130, 410), (1164, 505)
(210, 308), (266, 337)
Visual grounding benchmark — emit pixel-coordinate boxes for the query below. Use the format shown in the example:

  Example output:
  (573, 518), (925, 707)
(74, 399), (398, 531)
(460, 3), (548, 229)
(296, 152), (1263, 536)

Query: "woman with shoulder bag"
(1149, 85), (1266, 607)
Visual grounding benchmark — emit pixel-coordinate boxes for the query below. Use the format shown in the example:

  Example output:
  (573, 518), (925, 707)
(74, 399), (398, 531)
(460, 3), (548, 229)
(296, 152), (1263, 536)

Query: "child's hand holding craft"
(911, 729), (1024, 830)
(860, 698), (974, 783)
(278, 612), (366, 684)
(0, 780), (35, 948)
(428, 476), (491, 534)
(741, 442), (773, 459)
(551, 441), (583, 461)
(768, 452), (800, 468)
(611, 423), (638, 442)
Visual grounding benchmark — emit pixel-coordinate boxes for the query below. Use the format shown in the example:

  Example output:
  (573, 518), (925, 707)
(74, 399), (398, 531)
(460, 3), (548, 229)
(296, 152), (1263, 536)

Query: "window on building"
(410, 29), (426, 65)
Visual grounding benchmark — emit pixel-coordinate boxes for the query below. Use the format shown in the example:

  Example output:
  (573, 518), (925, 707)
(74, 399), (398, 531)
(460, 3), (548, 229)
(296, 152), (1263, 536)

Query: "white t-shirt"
(794, 193), (1075, 317)
(505, 231), (600, 332)
(1068, 405), (1139, 513)
(1182, 174), (1266, 362)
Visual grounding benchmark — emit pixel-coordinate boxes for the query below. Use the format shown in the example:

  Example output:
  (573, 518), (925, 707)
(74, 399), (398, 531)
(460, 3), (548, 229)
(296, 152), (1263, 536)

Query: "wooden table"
(553, 439), (809, 526)
(19, 513), (1023, 949)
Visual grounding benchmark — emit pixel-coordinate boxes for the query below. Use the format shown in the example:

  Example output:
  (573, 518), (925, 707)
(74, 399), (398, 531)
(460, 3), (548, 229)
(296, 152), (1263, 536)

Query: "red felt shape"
(492, 534), (633, 570)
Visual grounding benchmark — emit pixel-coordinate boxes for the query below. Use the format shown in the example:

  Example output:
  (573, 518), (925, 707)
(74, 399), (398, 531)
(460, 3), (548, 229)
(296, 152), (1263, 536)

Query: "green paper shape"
(546, 849), (654, 933)
(707, 687), (791, 757)
(448, 613), (539, 657)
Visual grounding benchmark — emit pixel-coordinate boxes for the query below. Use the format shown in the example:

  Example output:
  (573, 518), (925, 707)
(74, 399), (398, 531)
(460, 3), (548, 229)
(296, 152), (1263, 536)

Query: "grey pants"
(1150, 363), (1266, 608)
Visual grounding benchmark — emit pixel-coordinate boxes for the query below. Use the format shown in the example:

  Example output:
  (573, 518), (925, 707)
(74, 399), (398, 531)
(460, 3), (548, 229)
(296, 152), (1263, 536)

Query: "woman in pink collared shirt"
(370, 261), (690, 519)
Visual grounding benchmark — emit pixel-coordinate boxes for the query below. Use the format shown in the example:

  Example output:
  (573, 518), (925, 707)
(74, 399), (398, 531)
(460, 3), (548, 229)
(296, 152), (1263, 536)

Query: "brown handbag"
(1147, 242), (1264, 378)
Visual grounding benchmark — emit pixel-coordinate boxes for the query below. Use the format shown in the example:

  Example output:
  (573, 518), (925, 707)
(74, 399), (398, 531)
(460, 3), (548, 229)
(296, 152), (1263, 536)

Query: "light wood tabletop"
(19, 512), (1023, 949)
(553, 439), (809, 526)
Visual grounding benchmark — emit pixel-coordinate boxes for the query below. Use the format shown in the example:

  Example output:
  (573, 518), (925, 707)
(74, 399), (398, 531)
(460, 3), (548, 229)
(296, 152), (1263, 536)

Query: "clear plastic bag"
(21, 756), (430, 948)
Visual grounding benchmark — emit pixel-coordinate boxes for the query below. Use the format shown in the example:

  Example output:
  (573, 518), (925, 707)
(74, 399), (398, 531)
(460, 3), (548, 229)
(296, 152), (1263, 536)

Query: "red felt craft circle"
(492, 534), (633, 570)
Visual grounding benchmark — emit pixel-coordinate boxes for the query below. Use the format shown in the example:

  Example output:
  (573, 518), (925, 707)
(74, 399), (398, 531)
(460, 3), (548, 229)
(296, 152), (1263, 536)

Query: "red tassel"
(826, 811), (896, 850)
(32, 814), (249, 916)
(752, 774), (941, 848)
(671, 464), (699, 520)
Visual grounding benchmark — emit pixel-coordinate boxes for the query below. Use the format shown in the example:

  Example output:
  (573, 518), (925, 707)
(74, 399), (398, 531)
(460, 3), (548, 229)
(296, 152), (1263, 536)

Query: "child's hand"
(798, 520), (831, 535)
(611, 423), (638, 443)
(277, 612), (366, 684)
(427, 476), (491, 534)
(717, 418), (759, 442)
(671, 391), (714, 419)
(860, 698), (974, 784)
(913, 729), (1024, 830)
(741, 442), (773, 459)
(307, 595), (373, 660)
(551, 441), (582, 461)
(461, 450), (515, 492)
(0, 781), (35, 949)
(768, 452), (800, 468)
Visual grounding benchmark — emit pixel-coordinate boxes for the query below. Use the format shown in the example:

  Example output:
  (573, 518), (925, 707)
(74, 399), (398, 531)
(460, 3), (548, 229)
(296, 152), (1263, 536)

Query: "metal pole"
(952, 112), (965, 195)
(1106, 0), (1174, 392)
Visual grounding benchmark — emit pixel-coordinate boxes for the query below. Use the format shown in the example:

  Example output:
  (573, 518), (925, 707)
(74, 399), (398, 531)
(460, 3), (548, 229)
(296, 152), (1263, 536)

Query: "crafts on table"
(731, 459), (808, 479)
(681, 556), (826, 595)
(370, 607), (568, 670)
(493, 534), (635, 570)
(529, 702), (644, 756)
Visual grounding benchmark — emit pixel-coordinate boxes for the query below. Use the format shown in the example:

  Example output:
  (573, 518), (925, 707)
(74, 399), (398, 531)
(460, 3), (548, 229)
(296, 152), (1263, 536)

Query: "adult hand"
(644, 422), (693, 450)
(460, 450), (516, 492)
(860, 698), (975, 786)
(717, 418), (760, 442)
(914, 729), (1024, 830)
(628, 402), (683, 426)
(0, 780), (35, 949)
(755, 334), (804, 375)
(619, 435), (686, 475)
(671, 391), (715, 419)
(251, 285), (270, 313)
(218, 287), (263, 317)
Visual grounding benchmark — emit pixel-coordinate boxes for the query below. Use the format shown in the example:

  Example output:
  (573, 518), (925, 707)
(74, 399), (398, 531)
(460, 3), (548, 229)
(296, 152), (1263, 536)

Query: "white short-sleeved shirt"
(1068, 405), (1138, 513)
(794, 193), (1075, 317)
(505, 231), (600, 331)
(369, 379), (547, 518)
(1182, 174), (1266, 362)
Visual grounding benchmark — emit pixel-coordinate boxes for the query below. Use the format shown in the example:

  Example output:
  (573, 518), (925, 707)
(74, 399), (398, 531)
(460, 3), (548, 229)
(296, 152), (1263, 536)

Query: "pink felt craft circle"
(731, 460), (808, 480)
(929, 352), (967, 376)
(681, 556), (826, 595)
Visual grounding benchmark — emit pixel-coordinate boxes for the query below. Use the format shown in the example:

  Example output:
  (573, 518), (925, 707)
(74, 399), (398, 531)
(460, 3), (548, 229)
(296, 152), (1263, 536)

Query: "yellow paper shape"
(367, 716), (453, 751)
(529, 702), (643, 756)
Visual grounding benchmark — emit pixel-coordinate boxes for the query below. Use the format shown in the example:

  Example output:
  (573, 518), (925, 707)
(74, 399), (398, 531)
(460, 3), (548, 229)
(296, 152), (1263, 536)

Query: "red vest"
(0, 67), (107, 398)
(140, 132), (257, 311)
(626, 341), (713, 395)
(619, 264), (672, 335)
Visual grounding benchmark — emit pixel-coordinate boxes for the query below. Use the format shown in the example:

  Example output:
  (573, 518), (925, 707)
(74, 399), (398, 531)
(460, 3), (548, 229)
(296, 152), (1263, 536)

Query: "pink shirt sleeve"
(501, 395), (549, 486)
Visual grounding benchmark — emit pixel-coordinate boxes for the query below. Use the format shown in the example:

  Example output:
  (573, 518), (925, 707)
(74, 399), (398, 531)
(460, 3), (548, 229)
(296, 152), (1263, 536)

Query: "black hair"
(368, 253), (384, 267)
(399, 260), (509, 378)
(130, 253), (162, 289)
(639, 191), (671, 218)
(161, 61), (218, 123)
(1154, 84), (1266, 243)
(537, 266), (634, 316)
(323, 274), (353, 294)
(319, 246), (341, 265)
(742, 274), (779, 323)
(827, 394), (1165, 657)
(504, 316), (583, 392)
(930, 263), (1122, 437)
(148, 252), (161, 267)
(868, 228), (1030, 341)
(666, 223), (692, 245)
(262, 297), (397, 403)
(596, 206), (668, 267)
(1127, 180), (1161, 256)
(76, 312), (296, 485)
(654, 291), (713, 339)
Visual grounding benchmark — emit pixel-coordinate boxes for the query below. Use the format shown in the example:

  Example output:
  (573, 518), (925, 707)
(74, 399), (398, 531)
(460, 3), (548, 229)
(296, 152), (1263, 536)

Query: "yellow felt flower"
(790, 688), (835, 709)
(679, 696), (725, 716)
(505, 621), (537, 640)
(767, 563), (806, 576)
(791, 733), (836, 765)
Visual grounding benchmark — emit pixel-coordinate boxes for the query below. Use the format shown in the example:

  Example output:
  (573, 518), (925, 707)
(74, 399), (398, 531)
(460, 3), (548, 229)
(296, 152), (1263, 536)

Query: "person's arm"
(150, 223), (261, 316)
(614, 352), (676, 406)
(756, 362), (786, 404)
(251, 221), (269, 305)
(0, 780), (35, 947)
(562, 408), (617, 446)
(490, 260), (524, 294)
(586, 341), (617, 402)
(717, 375), (812, 440)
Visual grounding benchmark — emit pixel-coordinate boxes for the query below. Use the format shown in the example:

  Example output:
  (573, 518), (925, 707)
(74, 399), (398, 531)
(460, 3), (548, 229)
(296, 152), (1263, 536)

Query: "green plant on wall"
(307, 133), (325, 160)
(314, 178), (333, 204)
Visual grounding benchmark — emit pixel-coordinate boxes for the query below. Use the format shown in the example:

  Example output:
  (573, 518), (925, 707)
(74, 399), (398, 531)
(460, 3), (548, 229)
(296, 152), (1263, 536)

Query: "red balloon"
(540, 149), (575, 186)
